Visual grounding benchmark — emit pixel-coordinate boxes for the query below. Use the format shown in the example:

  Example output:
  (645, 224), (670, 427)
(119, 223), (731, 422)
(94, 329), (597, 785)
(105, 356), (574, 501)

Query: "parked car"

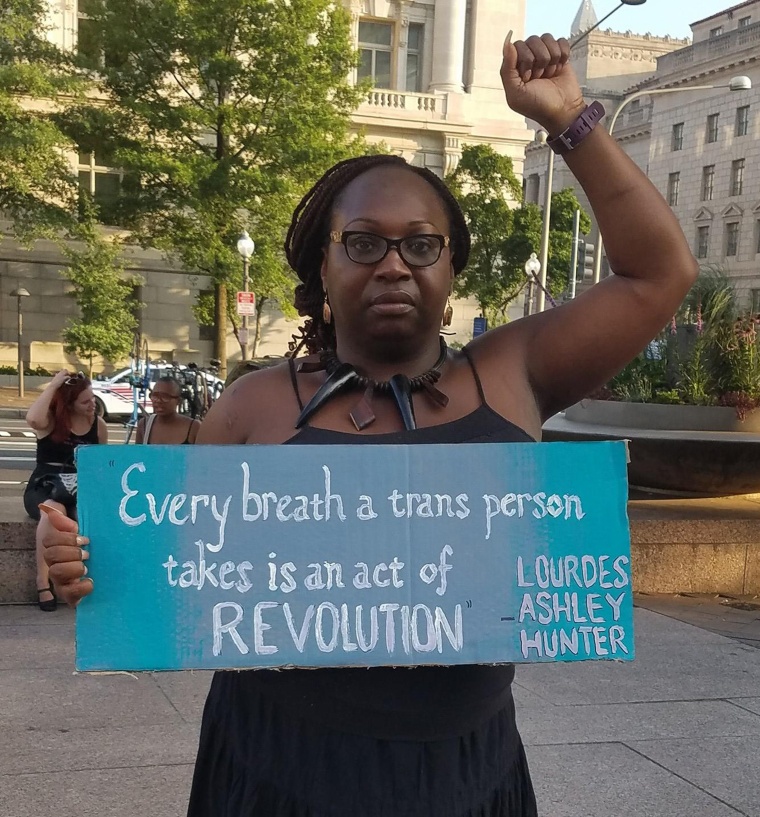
(92, 363), (223, 421)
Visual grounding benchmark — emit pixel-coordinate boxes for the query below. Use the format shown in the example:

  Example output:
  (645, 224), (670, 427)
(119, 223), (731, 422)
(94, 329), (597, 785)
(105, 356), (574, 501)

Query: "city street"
(0, 420), (128, 482)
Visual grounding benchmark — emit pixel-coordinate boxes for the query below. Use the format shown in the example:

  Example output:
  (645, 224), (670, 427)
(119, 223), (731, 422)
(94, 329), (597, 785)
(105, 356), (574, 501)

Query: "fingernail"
(39, 504), (65, 517)
(81, 549), (90, 560)
(76, 536), (89, 546)
(503, 30), (513, 51)
(82, 565), (88, 577)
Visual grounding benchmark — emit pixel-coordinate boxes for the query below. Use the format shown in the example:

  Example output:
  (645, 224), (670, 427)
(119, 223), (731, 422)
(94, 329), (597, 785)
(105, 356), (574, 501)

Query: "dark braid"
(285, 155), (471, 356)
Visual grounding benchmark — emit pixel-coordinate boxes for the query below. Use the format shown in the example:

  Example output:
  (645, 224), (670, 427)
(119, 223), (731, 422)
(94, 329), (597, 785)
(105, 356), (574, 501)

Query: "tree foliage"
(0, 0), (82, 237)
(447, 145), (591, 324)
(56, 0), (367, 370)
(61, 216), (139, 371)
(446, 145), (522, 324)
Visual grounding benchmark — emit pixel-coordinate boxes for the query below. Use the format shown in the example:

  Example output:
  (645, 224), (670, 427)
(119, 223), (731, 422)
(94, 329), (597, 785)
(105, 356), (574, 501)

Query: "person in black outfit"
(24, 370), (107, 611)
(43, 32), (698, 815)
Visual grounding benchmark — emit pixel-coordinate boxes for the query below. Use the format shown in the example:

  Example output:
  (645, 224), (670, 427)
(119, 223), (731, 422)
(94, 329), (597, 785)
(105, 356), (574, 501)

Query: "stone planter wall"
(566, 399), (760, 433)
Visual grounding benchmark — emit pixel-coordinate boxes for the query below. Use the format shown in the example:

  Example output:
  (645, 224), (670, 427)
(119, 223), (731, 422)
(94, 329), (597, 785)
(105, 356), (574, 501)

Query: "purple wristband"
(546, 101), (606, 156)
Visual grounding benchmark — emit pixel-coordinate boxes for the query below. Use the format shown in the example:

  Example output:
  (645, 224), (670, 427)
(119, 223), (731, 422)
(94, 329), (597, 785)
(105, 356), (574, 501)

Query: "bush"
(590, 268), (760, 418)
(0, 365), (54, 376)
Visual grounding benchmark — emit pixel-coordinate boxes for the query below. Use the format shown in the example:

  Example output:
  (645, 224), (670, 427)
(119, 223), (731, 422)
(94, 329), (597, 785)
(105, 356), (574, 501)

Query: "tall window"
(198, 289), (216, 341)
(752, 289), (760, 312)
(406, 23), (424, 92)
(78, 150), (122, 224)
(358, 21), (393, 89)
(77, 0), (123, 69)
(706, 113), (719, 143)
(731, 158), (745, 196)
(671, 122), (684, 151)
(77, 0), (101, 69)
(628, 99), (643, 124)
(667, 172), (680, 206)
(696, 225), (710, 259)
(701, 165), (715, 201)
(739, 16), (752, 28)
(736, 105), (750, 137)
(725, 222), (740, 257)
(525, 174), (540, 205)
(128, 283), (143, 331)
(709, 26), (723, 38)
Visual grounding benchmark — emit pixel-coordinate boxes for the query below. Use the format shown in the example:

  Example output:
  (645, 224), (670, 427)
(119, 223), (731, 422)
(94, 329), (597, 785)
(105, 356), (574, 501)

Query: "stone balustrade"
(359, 90), (447, 120)
(658, 21), (760, 73)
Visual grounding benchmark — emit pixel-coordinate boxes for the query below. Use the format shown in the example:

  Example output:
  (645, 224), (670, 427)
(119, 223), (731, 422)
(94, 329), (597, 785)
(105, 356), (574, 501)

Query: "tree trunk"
(251, 296), (266, 360)
(215, 281), (227, 380)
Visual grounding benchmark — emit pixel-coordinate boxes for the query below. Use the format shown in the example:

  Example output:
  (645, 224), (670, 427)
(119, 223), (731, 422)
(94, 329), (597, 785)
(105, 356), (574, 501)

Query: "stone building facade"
(0, 0), (531, 373)
(523, 0), (760, 310)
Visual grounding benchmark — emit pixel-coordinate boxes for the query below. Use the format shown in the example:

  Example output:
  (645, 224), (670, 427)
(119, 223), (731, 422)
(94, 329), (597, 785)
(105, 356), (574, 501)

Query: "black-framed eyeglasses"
(64, 372), (86, 386)
(149, 391), (179, 402)
(330, 231), (450, 268)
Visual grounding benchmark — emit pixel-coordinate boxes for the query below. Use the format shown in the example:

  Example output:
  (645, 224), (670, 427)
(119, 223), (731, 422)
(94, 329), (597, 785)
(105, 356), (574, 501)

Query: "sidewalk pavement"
(1, 600), (759, 817)
(0, 387), (38, 420)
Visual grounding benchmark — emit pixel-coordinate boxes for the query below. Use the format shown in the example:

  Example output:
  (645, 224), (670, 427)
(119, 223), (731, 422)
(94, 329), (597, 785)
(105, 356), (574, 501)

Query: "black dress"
(23, 418), (99, 521)
(187, 354), (538, 817)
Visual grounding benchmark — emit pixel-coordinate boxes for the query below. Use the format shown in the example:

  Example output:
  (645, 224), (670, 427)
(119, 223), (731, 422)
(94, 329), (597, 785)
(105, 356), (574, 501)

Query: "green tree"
(446, 145), (522, 325)
(0, 0), (81, 238)
(503, 189), (592, 304)
(57, 0), (366, 375)
(448, 145), (591, 323)
(61, 217), (139, 375)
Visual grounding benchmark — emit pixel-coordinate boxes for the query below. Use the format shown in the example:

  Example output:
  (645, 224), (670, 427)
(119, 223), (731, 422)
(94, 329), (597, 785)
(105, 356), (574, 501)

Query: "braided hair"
(285, 155), (471, 356)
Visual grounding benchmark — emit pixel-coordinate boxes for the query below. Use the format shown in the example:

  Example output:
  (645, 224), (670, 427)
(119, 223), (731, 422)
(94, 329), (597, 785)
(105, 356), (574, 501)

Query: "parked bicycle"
(124, 334), (151, 444)
(163, 361), (224, 421)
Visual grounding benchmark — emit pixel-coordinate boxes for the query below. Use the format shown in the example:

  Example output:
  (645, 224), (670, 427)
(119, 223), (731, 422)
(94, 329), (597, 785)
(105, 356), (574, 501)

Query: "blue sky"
(525, 0), (740, 40)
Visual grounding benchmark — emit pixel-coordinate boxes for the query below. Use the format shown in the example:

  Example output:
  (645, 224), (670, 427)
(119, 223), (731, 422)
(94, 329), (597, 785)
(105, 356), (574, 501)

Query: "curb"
(0, 408), (30, 420)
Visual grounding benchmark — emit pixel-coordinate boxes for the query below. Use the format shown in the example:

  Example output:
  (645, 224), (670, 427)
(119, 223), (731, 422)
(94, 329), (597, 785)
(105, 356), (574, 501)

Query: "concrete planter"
(565, 399), (760, 433)
(544, 400), (760, 496)
(0, 375), (50, 389)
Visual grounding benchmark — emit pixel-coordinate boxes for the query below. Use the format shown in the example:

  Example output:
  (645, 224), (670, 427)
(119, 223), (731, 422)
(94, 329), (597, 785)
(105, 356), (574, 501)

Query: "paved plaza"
(1, 599), (759, 816)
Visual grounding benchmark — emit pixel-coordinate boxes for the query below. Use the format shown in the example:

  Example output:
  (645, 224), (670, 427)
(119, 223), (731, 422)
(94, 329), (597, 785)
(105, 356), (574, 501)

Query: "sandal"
(37, 583), (57, 613)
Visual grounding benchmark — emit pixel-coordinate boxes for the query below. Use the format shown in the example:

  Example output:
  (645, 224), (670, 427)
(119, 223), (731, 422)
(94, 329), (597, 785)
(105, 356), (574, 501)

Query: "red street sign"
(236, 291), (256, 316)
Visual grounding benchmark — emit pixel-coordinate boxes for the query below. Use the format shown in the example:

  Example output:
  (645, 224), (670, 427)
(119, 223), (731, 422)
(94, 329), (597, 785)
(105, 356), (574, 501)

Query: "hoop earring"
(442, 297), (453, 328)
(322, 294), (332, 325)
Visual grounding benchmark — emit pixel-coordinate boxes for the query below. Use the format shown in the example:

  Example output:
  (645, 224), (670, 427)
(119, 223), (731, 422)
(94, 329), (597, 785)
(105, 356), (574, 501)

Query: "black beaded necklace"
(296, 337), (450, 431)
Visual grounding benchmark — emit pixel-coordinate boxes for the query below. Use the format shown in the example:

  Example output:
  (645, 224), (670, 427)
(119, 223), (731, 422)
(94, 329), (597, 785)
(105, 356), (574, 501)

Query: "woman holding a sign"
(44, 31), (697, 817)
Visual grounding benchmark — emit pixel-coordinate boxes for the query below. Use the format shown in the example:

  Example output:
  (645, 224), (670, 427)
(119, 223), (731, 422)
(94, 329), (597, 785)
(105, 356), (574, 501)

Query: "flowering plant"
(592, 268), (760, 419)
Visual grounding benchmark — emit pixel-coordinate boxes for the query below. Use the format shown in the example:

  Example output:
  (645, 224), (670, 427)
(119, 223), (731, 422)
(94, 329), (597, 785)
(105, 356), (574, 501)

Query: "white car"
(91, 363), (223, 421)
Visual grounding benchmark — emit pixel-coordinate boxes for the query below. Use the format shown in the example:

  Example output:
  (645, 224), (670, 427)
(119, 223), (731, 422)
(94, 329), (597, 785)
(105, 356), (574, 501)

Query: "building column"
(429, 0), (467, 93)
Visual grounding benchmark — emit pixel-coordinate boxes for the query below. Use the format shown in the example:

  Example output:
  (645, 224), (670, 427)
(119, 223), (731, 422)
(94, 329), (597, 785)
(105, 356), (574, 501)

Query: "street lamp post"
(10, 287), (31, 398)
(524, 253), (541, 316)
(236, 231), (255, 360)
(530, 0), (647, 311)
(592, 75), (752, 284)
(570, 0), (647, 50)
(535, 130), (554, 313)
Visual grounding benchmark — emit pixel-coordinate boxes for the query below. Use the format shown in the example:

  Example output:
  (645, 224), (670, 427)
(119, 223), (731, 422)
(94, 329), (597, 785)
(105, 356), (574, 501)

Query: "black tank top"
(35, 418), (99, 469)
(224, 349), (535, 742)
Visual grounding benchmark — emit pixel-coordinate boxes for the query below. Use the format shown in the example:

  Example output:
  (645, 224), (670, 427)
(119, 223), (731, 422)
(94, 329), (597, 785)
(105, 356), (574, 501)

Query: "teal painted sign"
(76, 442), (634, 672)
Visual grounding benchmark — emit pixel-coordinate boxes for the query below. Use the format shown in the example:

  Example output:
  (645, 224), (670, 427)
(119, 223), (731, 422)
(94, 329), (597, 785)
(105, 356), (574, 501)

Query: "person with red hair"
(24, 370), (107, 611)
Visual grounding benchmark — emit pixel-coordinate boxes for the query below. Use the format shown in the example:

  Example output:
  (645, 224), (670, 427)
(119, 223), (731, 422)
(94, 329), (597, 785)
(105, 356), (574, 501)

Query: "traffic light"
(576, 238), (595, 281)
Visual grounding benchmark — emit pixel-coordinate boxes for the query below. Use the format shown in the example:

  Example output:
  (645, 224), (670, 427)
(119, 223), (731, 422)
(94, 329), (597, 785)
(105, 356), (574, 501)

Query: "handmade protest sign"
(76, 441), (634, 672)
